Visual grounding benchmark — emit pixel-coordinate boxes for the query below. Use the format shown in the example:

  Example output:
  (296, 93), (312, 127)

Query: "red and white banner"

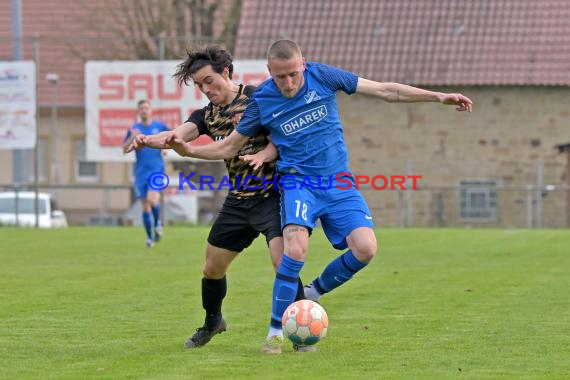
(85, 60), (268, 161)
(0, 61), (36, 150)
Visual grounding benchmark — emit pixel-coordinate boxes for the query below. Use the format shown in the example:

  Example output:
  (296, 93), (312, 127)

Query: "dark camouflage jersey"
(186, 85), (277, 199)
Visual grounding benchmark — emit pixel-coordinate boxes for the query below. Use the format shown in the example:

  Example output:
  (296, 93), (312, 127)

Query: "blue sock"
(312, 250), (367, 295)
(270, 255), (304, 329)
(151, 205), (161, 227)
(142, 212), (153, 240)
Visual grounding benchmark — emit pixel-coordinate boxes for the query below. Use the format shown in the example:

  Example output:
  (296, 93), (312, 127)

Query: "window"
(460, 181), (497, 220)
(0, 197), (47, 214)
(23, 138), (48, 182)
(75, 139), (98, 181)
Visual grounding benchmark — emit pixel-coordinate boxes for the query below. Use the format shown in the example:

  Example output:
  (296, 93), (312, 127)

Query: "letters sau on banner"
(85, 60), (268, 161)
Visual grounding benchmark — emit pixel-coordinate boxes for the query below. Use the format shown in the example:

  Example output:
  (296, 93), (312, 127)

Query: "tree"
(63, 0), (242, 60)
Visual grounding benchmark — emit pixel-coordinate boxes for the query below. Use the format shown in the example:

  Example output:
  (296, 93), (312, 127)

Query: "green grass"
(1, 227), (569, 379)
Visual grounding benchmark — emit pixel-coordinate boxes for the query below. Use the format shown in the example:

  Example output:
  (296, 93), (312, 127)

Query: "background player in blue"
(165, 39), (474, 353)
(122, 99), (170, 248)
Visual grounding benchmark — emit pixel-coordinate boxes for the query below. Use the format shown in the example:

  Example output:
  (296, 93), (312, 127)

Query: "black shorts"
(208, 191), (282, 252)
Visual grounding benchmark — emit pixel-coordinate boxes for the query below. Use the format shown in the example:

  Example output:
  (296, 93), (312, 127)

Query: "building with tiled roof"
(234, 0), (570, 227)
(235, 0), (570, 86)
(1, 0), (570, 227)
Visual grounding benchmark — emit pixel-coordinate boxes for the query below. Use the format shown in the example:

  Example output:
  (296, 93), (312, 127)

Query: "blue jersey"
(124, 121), (170, 178)
(237, 62), (358, 176)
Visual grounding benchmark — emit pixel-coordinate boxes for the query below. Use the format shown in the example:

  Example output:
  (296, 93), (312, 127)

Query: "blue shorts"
(279, 175), (374, 250)
(134, 173), (162, 199)
(134, 176), (150, 199)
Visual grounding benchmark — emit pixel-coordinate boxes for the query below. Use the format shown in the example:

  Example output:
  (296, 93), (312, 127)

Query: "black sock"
(294, 277), (306, 301)
(202, 276), (227, 329)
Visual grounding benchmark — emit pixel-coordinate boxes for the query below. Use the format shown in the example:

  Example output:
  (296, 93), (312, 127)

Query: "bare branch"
(60, 0), (242, 60)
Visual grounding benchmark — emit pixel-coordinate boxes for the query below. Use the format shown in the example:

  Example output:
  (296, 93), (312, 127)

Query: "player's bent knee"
(202, 265), (226, 279)
(352, 241), (377, 263)
(285, 244), (307, 261)
(283, 226), (309, 261)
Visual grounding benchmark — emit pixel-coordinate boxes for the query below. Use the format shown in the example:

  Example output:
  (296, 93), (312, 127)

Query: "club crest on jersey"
(304, 89), (321, 104)
(280, 105), (328, 136)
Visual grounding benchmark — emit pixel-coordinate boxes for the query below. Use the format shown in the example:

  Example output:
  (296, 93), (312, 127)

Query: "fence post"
(98, 187), (109, 224)
(398, 189), (405, 227)
(535, 161), (543, 228)
(15, 186), (20, 226)
(34, 34), (40, 228)
(526, 184), (533, 229)
(11, 0), (25, 190)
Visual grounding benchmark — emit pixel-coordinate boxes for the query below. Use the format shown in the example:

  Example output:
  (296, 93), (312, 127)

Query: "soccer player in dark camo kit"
(165, 39), (473, 353)
(127, 45), (305, 348)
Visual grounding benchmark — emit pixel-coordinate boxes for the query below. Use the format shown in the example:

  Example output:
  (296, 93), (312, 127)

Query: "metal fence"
(0, 184), (132, 227)
(360, 185), (570, 229)
(1, 183), (569, 228)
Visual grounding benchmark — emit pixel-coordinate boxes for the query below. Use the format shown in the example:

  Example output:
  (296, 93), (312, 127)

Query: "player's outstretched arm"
(239, 141), (278, 171)
(166, 130), (249, 160)
(356, 78), (473, 112)
(150, 122), (199, 148)
(125, 122), (199, 153)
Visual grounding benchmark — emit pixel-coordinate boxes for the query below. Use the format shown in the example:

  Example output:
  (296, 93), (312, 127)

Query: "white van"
(0, 192), (68, 228)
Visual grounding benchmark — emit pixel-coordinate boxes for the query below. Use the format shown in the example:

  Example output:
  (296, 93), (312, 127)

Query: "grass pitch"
(1, 227), (569, 379)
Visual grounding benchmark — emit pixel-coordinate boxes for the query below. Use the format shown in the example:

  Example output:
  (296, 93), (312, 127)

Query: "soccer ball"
(282, 300), (328, 346)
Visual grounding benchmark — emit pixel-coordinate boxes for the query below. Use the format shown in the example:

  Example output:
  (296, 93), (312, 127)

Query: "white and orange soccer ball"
(282, 300), (328, 346)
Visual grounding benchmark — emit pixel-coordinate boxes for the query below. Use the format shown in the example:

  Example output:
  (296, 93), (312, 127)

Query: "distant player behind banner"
(123, 99), (170, 248)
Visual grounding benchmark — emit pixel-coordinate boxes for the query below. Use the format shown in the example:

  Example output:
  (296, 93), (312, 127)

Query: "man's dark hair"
(174, 45), (233, 86)
(137, 99), (149, 108)
(267, 39), (302, 61)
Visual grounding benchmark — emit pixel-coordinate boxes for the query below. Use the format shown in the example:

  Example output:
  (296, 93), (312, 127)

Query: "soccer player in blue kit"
(123, 100), (170, 248)
(165, 39), (473, 353)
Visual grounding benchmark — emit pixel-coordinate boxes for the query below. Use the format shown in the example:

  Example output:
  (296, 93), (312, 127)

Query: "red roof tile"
(234, 0), (570, 86)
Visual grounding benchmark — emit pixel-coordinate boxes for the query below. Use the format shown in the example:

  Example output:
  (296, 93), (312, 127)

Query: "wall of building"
(338, 86), (570, 227)
(2, 86), (569, 227)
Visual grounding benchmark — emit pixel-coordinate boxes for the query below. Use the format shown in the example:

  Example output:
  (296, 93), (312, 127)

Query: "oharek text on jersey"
(280, 105), (328, 136)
